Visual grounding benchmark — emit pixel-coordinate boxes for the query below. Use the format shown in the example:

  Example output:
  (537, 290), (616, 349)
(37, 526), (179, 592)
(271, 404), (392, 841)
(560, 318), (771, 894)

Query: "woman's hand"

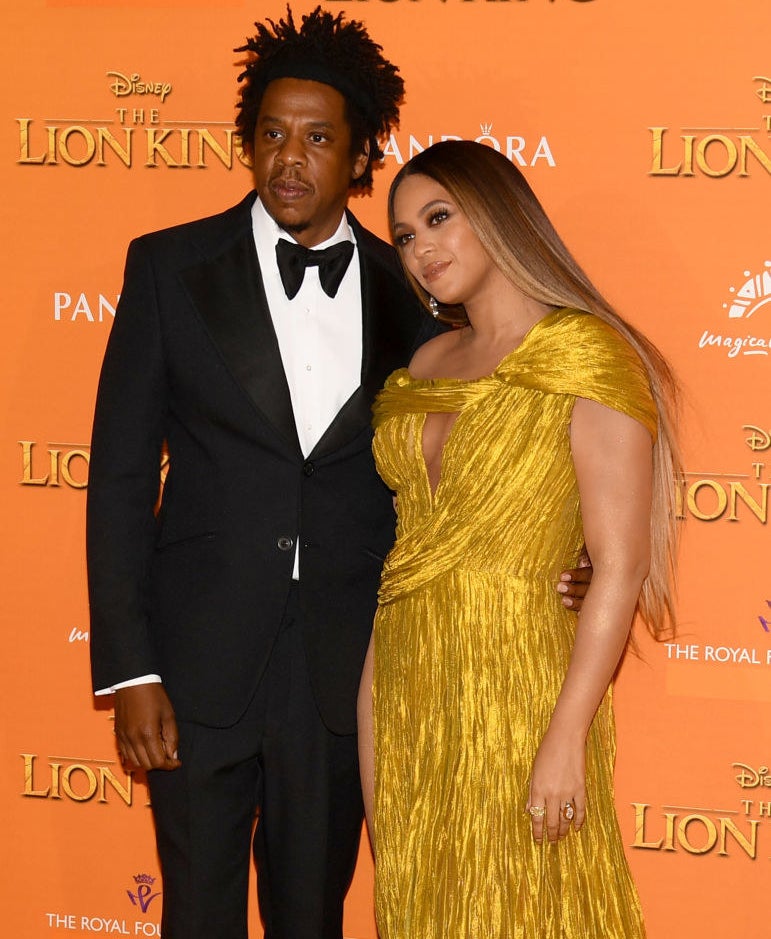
(527, 727), (586, 844)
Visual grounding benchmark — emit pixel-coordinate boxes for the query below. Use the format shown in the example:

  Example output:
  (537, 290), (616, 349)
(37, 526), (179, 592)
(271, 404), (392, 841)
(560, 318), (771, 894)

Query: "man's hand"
(114, 684), (181, 771)
(556, 551), (593, 612)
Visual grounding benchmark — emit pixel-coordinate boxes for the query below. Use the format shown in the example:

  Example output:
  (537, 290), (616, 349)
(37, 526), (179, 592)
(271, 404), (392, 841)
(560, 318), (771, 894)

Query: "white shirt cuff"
(94, 674), (162, 696)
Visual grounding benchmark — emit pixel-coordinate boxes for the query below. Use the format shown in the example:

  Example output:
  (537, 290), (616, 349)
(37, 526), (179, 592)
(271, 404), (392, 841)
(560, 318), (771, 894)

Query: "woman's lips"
(422, 260), (450, 285)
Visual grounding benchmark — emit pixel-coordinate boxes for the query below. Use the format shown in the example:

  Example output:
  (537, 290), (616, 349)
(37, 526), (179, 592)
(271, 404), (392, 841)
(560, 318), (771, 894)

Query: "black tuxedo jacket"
(87, 192), (434, 734)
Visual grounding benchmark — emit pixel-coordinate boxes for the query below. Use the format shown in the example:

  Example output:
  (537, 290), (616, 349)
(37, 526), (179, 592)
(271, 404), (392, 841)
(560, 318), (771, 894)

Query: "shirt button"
(306, 364), (312, 371)
(277, 536), (294, 551)
(303, 461), (315, 477)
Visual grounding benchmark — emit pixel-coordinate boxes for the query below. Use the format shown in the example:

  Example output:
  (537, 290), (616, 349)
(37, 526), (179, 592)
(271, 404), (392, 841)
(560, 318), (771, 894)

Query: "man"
(87, 8), (589, 939)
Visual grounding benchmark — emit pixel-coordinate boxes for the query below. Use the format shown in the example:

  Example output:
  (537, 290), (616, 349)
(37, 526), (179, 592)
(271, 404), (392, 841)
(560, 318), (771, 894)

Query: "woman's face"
(391, 174), (497, 308)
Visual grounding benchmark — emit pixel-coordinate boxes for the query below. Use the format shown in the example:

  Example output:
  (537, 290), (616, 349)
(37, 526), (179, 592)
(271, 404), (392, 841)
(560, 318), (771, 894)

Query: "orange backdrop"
(2, 1), (770, 936)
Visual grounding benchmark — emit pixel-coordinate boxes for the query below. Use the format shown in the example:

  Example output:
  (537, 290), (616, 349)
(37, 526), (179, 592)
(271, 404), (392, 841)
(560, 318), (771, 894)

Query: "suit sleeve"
(87, 237), (167, 692)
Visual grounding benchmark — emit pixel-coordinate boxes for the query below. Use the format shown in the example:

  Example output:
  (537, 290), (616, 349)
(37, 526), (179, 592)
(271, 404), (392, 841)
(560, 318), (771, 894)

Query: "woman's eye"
(395, 233), (414, 247)
(428, 209), (449, 226)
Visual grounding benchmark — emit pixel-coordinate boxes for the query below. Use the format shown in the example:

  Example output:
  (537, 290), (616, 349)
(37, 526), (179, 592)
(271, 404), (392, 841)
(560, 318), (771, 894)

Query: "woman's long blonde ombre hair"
(388, 140), (682, 640)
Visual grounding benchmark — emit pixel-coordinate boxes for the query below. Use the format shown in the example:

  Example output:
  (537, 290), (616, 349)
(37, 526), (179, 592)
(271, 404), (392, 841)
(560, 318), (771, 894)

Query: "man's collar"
(251, 196), (356, 250)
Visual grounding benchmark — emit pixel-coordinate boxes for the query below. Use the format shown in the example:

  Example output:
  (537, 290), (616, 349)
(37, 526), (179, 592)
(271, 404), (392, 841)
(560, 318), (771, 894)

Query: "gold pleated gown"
(371, 308), (657, 939)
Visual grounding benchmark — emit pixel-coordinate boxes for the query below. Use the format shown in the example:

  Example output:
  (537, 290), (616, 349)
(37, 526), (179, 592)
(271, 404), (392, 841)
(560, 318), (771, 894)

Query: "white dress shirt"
(252, 196), (362, 459)
(97, 197), (364, 695)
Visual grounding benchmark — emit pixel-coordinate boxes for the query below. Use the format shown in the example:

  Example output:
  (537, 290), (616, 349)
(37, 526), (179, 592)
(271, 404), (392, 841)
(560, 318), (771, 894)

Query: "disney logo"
(754, 75), (771, 105)
(743, 425), (771, 452)
(107, 71), (172, 103)
(733, 762), (771, 788)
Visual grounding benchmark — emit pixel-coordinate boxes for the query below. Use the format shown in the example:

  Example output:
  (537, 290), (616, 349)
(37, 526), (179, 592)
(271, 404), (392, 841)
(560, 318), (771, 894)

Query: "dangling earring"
(428, 296), (439, 318)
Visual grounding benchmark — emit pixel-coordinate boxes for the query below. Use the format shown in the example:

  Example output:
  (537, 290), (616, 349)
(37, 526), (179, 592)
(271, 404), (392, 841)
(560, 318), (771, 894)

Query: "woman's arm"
(527, 396), (654, 844)
(357, 633), (376, 847)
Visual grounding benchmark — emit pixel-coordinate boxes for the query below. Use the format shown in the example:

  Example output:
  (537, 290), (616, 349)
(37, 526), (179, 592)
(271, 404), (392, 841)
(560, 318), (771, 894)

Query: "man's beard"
(280, 221), (310, 235)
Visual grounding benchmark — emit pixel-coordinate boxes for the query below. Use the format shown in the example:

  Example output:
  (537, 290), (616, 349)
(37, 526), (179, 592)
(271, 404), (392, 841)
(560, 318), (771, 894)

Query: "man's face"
(252, 78), (369, 248)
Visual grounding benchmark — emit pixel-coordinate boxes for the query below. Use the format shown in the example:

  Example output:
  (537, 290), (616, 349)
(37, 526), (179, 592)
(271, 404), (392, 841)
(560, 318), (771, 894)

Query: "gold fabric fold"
(371, 308), (652, 938)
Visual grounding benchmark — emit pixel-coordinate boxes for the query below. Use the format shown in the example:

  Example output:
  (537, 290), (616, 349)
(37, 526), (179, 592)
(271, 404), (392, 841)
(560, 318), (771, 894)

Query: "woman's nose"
(413, 230), (435, 258)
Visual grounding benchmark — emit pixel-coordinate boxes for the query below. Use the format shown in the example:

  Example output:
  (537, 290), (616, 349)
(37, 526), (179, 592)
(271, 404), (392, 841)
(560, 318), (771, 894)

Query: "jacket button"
(277, 536), (294, 551)
(303, 461), (315, 477)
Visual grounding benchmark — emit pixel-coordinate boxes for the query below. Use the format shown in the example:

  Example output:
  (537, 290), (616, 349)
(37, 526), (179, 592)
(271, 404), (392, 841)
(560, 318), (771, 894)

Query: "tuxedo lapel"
(309, 217), (421, 460)
(306, 248), (375, 459)
(180, 226), (301, 455)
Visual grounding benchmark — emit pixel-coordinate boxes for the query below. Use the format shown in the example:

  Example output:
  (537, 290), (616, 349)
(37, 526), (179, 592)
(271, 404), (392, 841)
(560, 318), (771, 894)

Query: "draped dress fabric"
(371, 308), (657, 939)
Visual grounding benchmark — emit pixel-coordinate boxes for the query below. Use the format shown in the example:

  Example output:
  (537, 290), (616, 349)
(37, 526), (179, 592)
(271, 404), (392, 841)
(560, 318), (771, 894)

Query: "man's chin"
(278, 220), (310, 236)
(261, 200), (311, 236)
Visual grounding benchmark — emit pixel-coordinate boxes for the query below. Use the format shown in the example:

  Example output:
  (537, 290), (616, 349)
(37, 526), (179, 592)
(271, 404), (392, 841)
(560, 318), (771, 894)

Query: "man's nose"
(275, 134), (306, 167)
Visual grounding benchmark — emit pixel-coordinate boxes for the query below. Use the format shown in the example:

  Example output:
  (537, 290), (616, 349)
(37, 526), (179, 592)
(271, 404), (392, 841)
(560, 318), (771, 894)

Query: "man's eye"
(309, 133), (327, 143)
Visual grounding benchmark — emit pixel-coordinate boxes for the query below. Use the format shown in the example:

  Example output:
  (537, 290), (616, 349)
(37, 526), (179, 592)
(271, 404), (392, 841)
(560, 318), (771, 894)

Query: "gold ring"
(528, 805), (546, 818)
(562, 801), (575, 822)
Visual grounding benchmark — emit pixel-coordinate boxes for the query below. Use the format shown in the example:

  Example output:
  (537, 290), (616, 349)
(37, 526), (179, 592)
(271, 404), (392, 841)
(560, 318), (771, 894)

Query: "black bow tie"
(275, 238), (355, 300)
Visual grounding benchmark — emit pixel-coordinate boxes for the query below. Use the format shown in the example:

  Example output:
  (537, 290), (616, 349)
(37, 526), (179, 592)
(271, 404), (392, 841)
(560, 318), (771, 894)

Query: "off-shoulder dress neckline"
(400, 307), (571, 386)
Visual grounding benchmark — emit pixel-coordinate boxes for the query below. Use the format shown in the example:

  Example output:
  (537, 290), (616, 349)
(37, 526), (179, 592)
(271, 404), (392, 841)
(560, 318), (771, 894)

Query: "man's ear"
(352, 139), (370, 181)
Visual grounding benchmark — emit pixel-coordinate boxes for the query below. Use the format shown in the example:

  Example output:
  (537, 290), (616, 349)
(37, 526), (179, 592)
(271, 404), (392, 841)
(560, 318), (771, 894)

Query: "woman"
(357, 140), (679, 938)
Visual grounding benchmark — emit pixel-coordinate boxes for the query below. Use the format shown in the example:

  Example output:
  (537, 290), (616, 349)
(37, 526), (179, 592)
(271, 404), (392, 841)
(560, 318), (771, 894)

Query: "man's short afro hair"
(235, 5), (404, 192)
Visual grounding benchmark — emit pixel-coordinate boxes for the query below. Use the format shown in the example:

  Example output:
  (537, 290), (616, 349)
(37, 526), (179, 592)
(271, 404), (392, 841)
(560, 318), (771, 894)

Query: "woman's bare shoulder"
(408, 330), (461, 379)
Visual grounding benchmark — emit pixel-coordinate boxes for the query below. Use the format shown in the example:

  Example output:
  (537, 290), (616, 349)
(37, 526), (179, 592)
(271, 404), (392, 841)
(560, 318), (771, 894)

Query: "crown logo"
(479, 122), (493, 136)
(127, 873), (161, 913)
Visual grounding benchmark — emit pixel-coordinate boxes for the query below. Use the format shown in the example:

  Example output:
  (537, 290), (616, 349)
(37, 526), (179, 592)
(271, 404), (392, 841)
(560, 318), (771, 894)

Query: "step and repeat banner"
(2, 1), (770, 936)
